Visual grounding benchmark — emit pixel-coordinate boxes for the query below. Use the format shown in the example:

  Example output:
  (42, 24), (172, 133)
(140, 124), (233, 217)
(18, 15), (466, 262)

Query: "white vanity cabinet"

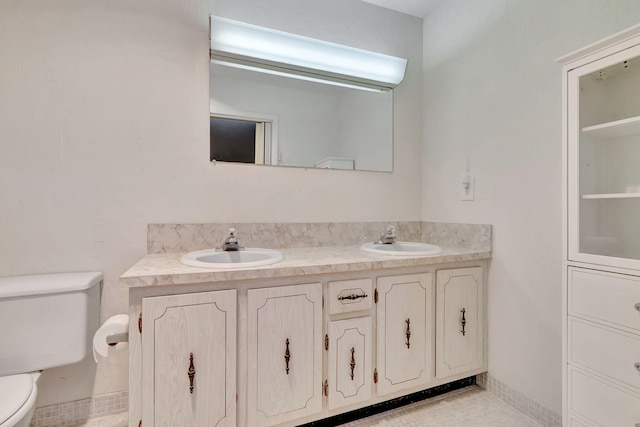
(376, 273), (434, 396)
(140, 290), (237, 427)
(127, 261), (488, 427)
(435, 267), (484, 379)
(560, 24), (640, 426)
(247, 283), (323, 427)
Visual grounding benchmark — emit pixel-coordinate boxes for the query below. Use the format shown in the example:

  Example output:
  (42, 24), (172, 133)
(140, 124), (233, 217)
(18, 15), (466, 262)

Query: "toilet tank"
(0, 272), (102, 376)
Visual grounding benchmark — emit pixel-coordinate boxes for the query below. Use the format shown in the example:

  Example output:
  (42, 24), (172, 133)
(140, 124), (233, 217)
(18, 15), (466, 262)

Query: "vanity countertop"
(121, 245), (491, 287)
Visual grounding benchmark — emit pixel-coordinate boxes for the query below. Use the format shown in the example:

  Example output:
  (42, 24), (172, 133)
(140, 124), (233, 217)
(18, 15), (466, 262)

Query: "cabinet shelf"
(582, 192), (640, 199)
(582, 116), (640, 139)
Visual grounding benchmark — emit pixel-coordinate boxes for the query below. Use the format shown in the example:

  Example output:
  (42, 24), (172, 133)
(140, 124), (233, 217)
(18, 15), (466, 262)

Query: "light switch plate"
(461, 176), (475, 201)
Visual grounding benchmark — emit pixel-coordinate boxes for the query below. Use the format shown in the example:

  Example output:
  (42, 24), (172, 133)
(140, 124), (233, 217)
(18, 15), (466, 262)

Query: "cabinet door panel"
(376, 273), (434, 396)
(141, 290), (236, 427)
(248, 283), (323, 427)
(327, 317), (372, 410)
(436, 267), (484, 378)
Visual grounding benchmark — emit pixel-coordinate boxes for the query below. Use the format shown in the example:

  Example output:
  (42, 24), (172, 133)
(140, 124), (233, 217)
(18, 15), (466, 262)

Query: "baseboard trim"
(477, 372), (561, 427)
(30, 391), (128, 427)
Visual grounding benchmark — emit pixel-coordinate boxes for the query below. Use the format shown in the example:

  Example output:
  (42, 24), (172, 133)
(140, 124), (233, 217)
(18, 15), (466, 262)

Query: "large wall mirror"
(208, 16), (405, 173)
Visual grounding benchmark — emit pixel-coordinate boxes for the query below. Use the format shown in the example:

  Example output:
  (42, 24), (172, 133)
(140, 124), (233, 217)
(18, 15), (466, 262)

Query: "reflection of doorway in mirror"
(209, 116), (273, 165)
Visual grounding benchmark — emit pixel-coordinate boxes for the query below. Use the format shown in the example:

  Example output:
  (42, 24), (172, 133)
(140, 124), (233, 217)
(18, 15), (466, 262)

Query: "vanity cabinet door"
(141, 290), (236, 427)
(376, 273), (434, 396)
(247, 283), (323, 427)
(436, 267), (484, 379)
(327, 317), (372, 410)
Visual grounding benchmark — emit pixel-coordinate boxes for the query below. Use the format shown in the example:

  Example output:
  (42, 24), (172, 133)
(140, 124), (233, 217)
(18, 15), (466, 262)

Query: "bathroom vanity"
(121, 232), (490, 427)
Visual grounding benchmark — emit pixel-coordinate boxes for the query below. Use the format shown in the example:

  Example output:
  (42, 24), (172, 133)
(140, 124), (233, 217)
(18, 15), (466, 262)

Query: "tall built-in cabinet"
(128, 263), (486, 427)
(560, 24), (640, 427)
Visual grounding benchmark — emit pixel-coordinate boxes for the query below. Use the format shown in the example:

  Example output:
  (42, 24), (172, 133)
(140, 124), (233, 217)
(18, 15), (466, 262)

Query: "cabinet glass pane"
(578, 54), (640, 260)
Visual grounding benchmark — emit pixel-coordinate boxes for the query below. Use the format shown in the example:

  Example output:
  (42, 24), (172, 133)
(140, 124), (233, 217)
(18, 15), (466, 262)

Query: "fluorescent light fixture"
(210, 16), (408, 92)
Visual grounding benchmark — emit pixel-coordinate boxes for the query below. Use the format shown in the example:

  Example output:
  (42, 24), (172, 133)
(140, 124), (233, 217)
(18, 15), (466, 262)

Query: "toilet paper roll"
(93, 314), (129, 363)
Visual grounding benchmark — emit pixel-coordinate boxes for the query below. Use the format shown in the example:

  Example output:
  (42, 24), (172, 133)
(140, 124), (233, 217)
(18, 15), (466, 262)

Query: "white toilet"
(0, 272), (102, 427)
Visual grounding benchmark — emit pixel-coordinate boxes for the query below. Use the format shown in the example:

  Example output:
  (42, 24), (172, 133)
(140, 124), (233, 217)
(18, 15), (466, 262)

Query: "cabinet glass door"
(568, 44), (640, 268)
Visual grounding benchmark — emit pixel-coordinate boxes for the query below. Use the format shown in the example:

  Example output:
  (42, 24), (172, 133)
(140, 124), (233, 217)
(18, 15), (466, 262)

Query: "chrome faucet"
(220, 228), (245, 251)
(375, 225), (396, 245)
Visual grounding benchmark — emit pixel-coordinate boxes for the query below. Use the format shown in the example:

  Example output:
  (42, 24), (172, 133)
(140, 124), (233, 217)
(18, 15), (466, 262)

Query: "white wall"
(421, 0), (640, 413)
(0, 0), (423, 405)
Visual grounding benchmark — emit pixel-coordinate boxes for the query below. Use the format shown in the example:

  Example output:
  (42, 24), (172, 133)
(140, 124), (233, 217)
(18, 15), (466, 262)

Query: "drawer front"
(328, 279), (373, 315)
(569, 317), (640, 391)
(568, 367), (640, 426)
(568, 267), (640, 333)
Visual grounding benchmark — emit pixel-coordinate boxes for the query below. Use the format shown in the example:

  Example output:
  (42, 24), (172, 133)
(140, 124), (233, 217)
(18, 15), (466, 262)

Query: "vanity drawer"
(568, 367), (640, 426)
(568, 267), (640, 333)
(569, 317), (640, 391)
(328, 279), (373, 314)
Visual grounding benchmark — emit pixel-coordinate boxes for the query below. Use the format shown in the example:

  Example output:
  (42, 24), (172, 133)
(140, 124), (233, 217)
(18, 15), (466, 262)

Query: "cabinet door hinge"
(323, 379), (329, 396)
(374, 288), (378, 303)
(138, 313), (142, 334)
(324, 334), (329, 351)
(373, 368), (378, 383)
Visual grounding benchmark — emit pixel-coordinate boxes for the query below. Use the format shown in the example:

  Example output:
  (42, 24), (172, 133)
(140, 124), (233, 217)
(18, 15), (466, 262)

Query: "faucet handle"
(221, 227), (243, 251)
(375, 224), (396, 245)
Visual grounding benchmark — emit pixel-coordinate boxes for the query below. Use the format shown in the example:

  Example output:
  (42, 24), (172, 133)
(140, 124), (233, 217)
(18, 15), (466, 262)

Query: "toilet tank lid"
(0, 272), (103, 298)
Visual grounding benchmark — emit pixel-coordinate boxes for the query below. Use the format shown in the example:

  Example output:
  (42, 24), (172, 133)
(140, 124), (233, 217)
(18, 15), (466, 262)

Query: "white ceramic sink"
(180, 248), (284, 268)
(360, 241), (442, 256)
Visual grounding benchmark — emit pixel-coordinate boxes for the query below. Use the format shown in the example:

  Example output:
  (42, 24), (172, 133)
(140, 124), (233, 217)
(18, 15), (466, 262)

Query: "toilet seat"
(0, 374), (35, 426)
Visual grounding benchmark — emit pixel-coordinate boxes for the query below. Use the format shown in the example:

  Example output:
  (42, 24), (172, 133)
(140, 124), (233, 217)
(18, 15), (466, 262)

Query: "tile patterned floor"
(342, 386), (543, 427)
(71, 386), (542, 426)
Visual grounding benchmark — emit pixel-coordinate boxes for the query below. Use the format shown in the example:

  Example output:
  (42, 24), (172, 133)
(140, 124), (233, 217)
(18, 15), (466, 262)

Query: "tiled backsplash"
(147, 221), (492, 254)
(422, 221), (492, 251)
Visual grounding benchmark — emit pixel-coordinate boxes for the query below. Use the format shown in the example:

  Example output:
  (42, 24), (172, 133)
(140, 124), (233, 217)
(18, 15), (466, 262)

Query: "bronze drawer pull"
(350, 347), (356, 380)
(461, 308), (467, 336)
(285, 338), (291, 374)
(405, 319), (411, 348)
(188, 353), (195, 393)
(338, 293), (368, 301)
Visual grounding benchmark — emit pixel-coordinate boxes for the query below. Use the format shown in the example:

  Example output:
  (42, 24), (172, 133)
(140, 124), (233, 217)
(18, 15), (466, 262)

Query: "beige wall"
(0, 0), (423, 406)
(421, 0), (640, 413)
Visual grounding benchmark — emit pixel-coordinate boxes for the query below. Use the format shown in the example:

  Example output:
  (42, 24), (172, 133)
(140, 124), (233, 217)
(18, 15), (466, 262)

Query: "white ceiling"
(361, 0), (446, 18)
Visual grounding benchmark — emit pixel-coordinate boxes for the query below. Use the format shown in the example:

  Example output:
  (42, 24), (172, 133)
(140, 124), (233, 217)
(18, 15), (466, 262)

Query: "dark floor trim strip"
(299, 376), (476, 427)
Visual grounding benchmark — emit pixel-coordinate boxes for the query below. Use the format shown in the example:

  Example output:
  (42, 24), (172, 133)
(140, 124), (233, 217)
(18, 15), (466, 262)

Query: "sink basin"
(180, 248), (284, 268)
(360, 241), (442, 256)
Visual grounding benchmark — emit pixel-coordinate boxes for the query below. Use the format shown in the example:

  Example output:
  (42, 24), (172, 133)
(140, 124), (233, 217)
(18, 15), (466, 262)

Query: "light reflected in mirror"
(209, 62), (394, 172)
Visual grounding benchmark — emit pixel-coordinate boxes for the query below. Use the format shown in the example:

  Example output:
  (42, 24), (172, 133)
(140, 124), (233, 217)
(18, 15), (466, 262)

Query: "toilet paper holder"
(106, 332), (129, 346)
